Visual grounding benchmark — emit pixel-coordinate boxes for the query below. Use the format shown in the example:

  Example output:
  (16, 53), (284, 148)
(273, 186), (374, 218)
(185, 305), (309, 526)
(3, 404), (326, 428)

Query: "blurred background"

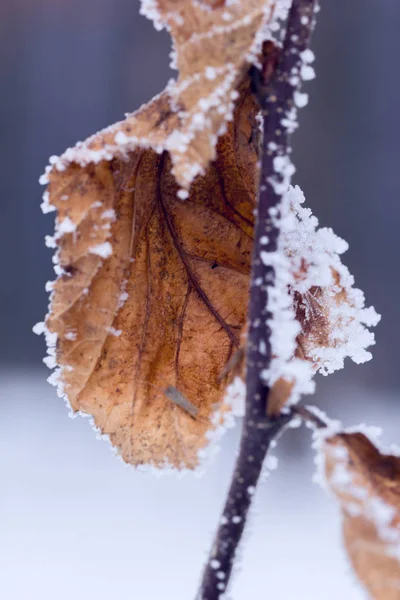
(1, 1), (399, 598)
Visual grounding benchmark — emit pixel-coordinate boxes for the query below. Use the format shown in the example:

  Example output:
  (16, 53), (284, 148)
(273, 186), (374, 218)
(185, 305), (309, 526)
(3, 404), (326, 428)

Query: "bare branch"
(293, 404), (328, 429)
(196, 1), (319, 598)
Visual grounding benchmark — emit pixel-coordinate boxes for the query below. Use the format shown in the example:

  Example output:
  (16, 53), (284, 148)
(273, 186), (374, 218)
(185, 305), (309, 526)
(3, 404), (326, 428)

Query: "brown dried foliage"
(46, 73), (359, 467)
(325, 433), (400, 599)
(44, 1), (365, 468)
(295, 271), (347, 363)
(46, 76), (259, 469)
(268, 264), (365, 416)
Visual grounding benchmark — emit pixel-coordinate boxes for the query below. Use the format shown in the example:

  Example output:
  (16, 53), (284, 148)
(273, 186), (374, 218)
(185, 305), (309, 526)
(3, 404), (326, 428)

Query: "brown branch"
(196, 2), (319, 598)
(293, 404), (329, 429)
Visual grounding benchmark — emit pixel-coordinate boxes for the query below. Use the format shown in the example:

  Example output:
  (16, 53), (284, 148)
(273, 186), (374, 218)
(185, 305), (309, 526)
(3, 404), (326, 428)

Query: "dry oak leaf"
(44, 0), (278, 190)
(324, 432), (400, 599)
(43, 74), (261, 470)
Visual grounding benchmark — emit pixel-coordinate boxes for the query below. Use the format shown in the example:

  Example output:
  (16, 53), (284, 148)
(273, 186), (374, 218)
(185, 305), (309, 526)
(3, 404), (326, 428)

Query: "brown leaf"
(265, 185), (379, 416)
(267, 272), (349, 414)
(45, 74), (260, 469)
(40, 0), (379, 466)
(324, 432), (400, 599)
(42, 68), (379, 463)
(294, 272), (349, 366)
(48, 0), (276, 190)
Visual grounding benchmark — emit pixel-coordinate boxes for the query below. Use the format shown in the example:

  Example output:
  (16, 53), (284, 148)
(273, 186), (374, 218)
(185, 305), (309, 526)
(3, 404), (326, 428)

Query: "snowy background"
(3, 370), (400, 599)
(1, 1), (400, 599)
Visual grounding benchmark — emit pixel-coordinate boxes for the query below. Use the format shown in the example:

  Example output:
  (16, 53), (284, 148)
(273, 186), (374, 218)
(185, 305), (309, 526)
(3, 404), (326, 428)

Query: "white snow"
(32, 321), (46, 336)
(89, 242), (113, 258)
(45, 235), (57, 249)
(301, 64), (316, 81)
(40, 190), (55, 214)
(205, 66), (217, 81)
(232, 516), (242, 524)
(101, 209), (116, 220)
(108, 326), (122, 337)
(57, 217), (76, 236)
(43, 355), (57, 369)
(300, 49), (315, 64)
(294, 90), (309, 108)
(117, 289), (129, 310)
(177, 189), (189, 200)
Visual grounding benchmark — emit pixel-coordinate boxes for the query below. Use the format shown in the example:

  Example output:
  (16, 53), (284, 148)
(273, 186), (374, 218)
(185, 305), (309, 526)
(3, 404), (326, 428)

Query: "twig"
(196, 2), (318, 598)
(197, 412), (292, 600)
(292, 404), (328, 429)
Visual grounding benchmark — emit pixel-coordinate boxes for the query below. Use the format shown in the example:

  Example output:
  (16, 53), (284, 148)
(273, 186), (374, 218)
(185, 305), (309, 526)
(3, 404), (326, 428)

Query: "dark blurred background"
(0, 2), (399, 599)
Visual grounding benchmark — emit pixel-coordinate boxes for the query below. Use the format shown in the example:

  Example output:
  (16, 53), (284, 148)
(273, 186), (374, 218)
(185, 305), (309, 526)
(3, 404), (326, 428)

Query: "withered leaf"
(324, 432), (400, 599)
(42, 69), (380, 467)
(268, 271), (363, 415)
(265, 186), (379, 416)
(45, 75), (259, 470)
(42, 84), (380, 467)
(40, 2), (379, 468)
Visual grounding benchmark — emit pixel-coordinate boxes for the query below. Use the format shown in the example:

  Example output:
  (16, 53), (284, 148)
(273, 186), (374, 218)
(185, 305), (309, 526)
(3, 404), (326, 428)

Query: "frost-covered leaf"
(40, 136), (379, 467)
(42, 0), (283, 191)
(321, 431), (400, 600)
(41, 76), (259, 470)
(263, 186), (380, 415)
(37, 0), (380, 467)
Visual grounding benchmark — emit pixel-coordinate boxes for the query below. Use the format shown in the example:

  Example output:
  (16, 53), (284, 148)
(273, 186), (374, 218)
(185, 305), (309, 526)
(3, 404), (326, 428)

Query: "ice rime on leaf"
(89, 242), (113, 258)
(261, 185), (380, 411)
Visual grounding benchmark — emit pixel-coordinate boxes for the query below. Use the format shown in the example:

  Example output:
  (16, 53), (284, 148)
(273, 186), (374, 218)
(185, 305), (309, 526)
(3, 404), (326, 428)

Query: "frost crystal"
(293, 90), (308, 108)
(40, 190), (55, 214)
(89, 242), (113, 258)
(57, 217), (76, 236)
(300, 64), (315, 81)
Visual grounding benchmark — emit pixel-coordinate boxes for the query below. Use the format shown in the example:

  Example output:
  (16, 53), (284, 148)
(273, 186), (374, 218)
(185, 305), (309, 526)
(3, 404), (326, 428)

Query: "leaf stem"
(196, 1), (318, 598)
(293, 404), (328, 429)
